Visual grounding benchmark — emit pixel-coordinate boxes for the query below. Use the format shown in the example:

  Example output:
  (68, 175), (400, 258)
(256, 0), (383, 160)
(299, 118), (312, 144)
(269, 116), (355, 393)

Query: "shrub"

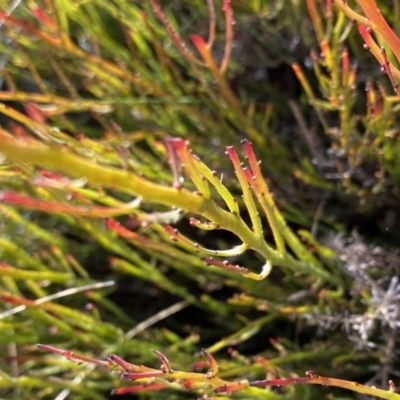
(1, 1), (400, 399)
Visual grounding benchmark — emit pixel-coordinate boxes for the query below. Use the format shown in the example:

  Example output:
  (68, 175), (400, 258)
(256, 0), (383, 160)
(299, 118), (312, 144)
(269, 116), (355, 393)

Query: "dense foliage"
(1, 0), (400, 399)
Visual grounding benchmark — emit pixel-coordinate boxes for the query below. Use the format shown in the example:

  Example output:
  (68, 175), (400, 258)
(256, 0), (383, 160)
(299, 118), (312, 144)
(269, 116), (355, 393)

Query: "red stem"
(358, 0), (400, 65)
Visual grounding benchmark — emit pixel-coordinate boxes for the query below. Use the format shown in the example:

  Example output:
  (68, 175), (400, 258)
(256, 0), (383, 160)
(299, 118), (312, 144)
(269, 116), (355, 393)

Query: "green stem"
(0, 133), (334, 280)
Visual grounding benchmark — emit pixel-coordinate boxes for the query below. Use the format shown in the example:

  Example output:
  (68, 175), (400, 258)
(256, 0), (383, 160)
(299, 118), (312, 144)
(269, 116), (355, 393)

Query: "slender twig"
(219, 0), (234, 74)
(288, 99), (326, 164)
(123, 300), (189, 340)
(149, 0), (203, 66)
(206, 0), (216, 48)
(0, 281), (115, 320)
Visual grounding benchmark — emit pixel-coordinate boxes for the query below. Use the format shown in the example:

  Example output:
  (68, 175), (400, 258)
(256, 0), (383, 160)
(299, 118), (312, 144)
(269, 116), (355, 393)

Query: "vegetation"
(1, 0), (400, 399)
